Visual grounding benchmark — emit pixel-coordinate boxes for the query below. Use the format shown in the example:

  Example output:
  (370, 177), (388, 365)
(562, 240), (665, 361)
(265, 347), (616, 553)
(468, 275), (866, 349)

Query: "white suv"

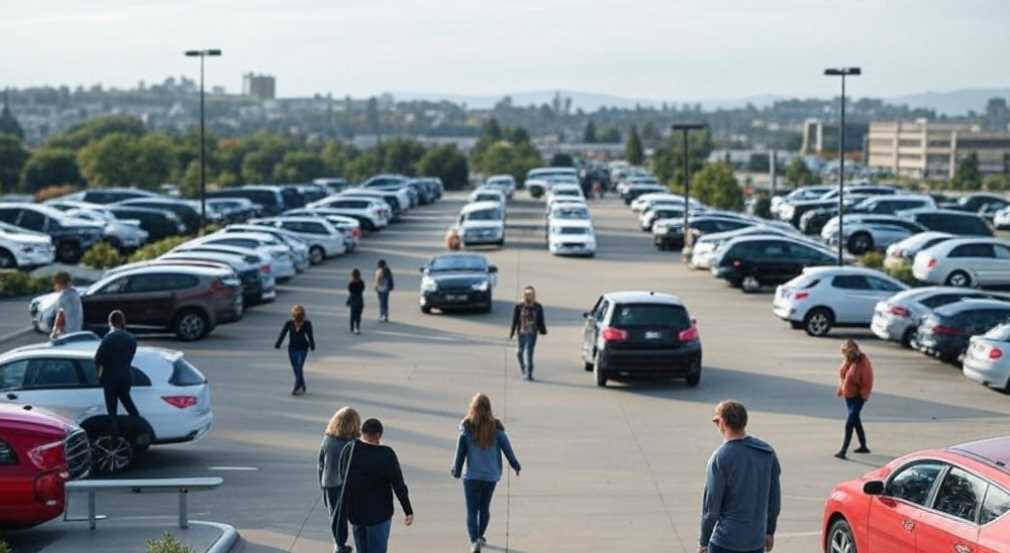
(912, 237), (1010, 288)
(458, 202), (505, 247)
(0, 222), (54, 269)
(0, 332), (213, 473)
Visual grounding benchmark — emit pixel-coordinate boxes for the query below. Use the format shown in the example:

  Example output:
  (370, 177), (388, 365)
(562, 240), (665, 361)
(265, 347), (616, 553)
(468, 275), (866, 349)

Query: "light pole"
(824, 67), (860, 265)
(671, 123), (706, 256)
(184, 49), (222, 232)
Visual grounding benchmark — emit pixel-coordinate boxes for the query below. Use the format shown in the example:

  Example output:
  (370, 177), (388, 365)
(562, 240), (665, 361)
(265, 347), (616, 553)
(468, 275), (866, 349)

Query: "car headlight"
(471, 281), (490, 292)
(421, 277), (438, 292)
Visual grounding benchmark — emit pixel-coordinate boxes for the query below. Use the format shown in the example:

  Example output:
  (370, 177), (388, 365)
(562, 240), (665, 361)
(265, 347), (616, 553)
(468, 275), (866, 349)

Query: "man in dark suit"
(94, 310), (139, 435)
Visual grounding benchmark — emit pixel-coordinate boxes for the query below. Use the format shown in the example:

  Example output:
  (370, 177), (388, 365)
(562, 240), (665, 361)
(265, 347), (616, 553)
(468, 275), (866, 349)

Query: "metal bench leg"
(88, 491), (96, 531)
(179, 489), (188, 529)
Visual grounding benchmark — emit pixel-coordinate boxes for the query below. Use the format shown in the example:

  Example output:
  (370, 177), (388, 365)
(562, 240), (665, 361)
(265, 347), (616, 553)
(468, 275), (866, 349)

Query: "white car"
(238, 218), (345, 263)
(963, 323), (1010, 391)
(469, 188), (507, 205)
(545, 184), (584, 205)
(47, 200), (151, 251)
(217, 225), (309, 272)
(307, 197), (389, 231)
(912, 237), (1010, 288)
(772, 266), (908, 336)
(223, 223), (339, 265)
(524, 178), (549, 198)
(0, 332), (213, 473)
(0, 221), (55, 269)
(159, 250), (276, 303)
(548, 220), (596, 257)
(639, 206), (685, 231)
(632, 193), (704, 214)
(994, 206), (1010, 230)
(458, 201), (505, 247)
(883, 231), (954, 270)
(484, 175), (516, 198)
(181, 232), (297, 280)
(269, 211), (360, 252)
(168, 243), (278, 291)
(820, 214), (927, 255)
(770, 186), (834, 218)
(547, 203), (591, 224)
(342, 187), (411, 217)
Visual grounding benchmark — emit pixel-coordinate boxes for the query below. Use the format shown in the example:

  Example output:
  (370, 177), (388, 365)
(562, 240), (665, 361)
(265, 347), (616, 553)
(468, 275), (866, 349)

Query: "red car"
(0, 404), (91, 529)
(822, 436), (1010, 553)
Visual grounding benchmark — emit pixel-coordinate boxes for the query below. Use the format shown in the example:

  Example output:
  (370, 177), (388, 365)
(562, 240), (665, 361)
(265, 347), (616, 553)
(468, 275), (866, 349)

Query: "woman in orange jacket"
(835, 339), (874, 459)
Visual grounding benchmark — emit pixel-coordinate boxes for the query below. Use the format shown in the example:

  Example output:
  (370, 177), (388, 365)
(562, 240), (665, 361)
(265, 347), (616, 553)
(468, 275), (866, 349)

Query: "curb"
(191, 521), (240, 553)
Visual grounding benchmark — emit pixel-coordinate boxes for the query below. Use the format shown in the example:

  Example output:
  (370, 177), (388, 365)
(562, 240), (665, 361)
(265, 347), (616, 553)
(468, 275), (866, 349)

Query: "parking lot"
(7, 192), (1010, 553)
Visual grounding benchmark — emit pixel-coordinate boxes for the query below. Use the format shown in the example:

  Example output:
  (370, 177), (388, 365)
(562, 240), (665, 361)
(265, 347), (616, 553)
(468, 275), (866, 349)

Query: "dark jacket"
(347, 280), (365, 307)
(275, 320), (316, 351)
(510, 302), (547, 338)
(337, 440), (413, 526)
(94, 328), (137, 386)
(700, 436), (782, 551)
(451, 420), (520, 482)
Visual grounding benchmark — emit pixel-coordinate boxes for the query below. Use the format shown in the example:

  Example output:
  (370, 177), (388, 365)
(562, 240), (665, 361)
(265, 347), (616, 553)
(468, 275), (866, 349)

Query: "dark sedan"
(915, 299), (1010, 363)
(653, 216), (754, 250)
(419, 254), (497, 314)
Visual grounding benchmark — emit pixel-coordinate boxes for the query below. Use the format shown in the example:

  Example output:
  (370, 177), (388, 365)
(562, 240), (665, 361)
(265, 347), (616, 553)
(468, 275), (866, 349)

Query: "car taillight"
(889, 305), (910, 318)
(932, 324), (963, 336)
(162, 395), (198, 409)
(33, 471), (65, 506)
(990, 347), (1004, 360)
(732, 260), (742, 267)
(678, 325), (699, 342)
(793, 291), (810, 300)
(601, 327), (629, 342)
(260, 264), (271, 274)
(353, 227), (362, 238)
(28, 441), (65, 471)
(927, 257), (937, 269)
(209, 279), (225, 292)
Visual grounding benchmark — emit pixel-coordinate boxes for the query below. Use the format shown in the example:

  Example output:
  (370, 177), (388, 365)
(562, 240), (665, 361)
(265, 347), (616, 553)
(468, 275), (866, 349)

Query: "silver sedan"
(871, 287), (1010, 346)
(963, 323), (1010, 391)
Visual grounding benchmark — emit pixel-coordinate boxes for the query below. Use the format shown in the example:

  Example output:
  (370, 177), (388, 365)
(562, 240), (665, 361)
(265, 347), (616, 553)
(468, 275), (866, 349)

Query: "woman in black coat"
(275, 304), (315, 395)
(347, 269), (365, 334)
(509, 286), (547, 381)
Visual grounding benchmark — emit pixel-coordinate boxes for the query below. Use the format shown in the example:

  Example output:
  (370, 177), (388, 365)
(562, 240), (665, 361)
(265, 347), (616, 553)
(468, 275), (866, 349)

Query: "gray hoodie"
(700, 436), (781, 551)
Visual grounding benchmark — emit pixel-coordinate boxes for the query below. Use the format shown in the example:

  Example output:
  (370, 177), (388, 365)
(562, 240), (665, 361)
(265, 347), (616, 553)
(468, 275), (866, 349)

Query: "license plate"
(645, 331), (662, 339)
(447, 294), (467, 301)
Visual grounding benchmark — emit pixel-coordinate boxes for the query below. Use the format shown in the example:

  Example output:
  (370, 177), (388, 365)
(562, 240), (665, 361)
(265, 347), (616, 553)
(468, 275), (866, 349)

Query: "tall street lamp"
(671, 123), (706, 257)
(824, 67), (860, 265)
(184, 49), (222, 232)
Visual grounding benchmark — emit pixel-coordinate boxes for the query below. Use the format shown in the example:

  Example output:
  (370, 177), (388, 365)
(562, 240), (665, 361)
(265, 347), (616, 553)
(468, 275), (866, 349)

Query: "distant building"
(867, 118), (1010, 179)
(242, 73), (275, 100)
(800, 118), (868, 156)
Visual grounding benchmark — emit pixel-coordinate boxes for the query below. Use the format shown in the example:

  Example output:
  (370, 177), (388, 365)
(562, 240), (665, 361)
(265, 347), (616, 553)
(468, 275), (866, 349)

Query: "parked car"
(631, 193), (702, 214)
(458, 201), (506, 247)
(548, 220), (596, 257)
(871, 287), (1009, 347)
(419, 253), (497, 314)
(205, 198), (258, 223)
(469, 188), (507, 205)
(916, 299), (1010, 362)
(0, 403), (90, 529)
(653, 216), (754, 251)
(313, 177), (351, 194)
(217, 226), (310, 272)
(29, 265), (243, 341)
(106, 206), (186, 242)
(116, 198), (202, 234)
(60, 187), (160, 204)
(779, 186), (898, 227)
(307, 197), (389, 231)
(821, 214), (927, 255)
(185, 232), (298, 280)
(773, 267), (908, 336)
(848, 194), (936, 215)
(963, 323), (1010, 391)
(640, 207), (684, 232)
(526, 167), (577, 198)
(484, 174), (516, 198)
(580, 291), (702, 387)
(0, 204), (103, 263)
(207, 186), (286, 217)
(821, 436), (1010, 553)
(952, 192), (1009, 215)
(267, 211), (360, 252)
(994, 205), (1010, 230)
(62, 208), (148, 252)
(912, 237), (1010, 288)
(524, 178), (549, 198)
(0, 333), (213, 473)
(292, 184), (330, 204)
(0, 222), (55, 270)
(621, 179), (666, 204)
(770, 185), (833, 218)
(690, 226), (808, 270)
(711, 236), (838, 291)
(340, 189), (406, 219)
(158, 251), (276, 305)
(899, 208), (994, 237)
(231, 220), (345, 264)
(883, 231), (954, 270)
(168, 244), (277, 294)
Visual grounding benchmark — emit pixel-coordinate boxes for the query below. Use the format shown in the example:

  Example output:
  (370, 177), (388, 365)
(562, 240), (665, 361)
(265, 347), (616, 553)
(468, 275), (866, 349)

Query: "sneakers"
(853, 446), (871, 454)
(470, 542), (481, 553)
(479, 537), (487, 546)
(833, 451), (847, 460)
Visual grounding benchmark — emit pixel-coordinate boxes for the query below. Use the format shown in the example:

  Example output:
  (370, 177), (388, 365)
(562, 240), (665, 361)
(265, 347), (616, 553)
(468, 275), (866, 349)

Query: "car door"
(868, 461), (945, 553)
(0, 359), (28, 404)
(16, 209), (46, 234)
(123, 273), (179, 328)
(582, 298), (608, 361)
(81, 276), (131, 329)
(947, 243), (994, 285)
(916, 466), (984, 553)
(751, 241), (787, 283)
(16, 357), (93, 417)
(992, 244), (1010, 286)
(831, 275), (876, 323)
(977, 484), (1010, 553)
(865, 277), (907, 323)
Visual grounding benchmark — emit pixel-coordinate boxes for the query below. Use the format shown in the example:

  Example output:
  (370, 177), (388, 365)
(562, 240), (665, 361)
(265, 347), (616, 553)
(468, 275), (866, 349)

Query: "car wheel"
(483, 295), (493, 313)
(0, 248), (16, 269)
(584, 360), (593, 372)
(593, 353), (608, 387)
(828, 518), (857, 553)
(741, 275), (761, 293)
(789, 321), (803, 330)
(804, 308), (834, 337)
(685, 362), (702, 387)
(174, 309), (209, 341)
(91, 434), (134, 474)
(57, 240), (82, 263)
(847, 232), (873, 255)
(421, 305), (432, 314)
(309, 246), (325, 265)
(901, 327), (917, 348)
(945, 270), (972, 288)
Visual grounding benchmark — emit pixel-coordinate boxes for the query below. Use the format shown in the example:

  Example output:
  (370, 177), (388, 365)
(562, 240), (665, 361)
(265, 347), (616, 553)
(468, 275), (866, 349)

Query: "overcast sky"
(3, 0), (1008, 101)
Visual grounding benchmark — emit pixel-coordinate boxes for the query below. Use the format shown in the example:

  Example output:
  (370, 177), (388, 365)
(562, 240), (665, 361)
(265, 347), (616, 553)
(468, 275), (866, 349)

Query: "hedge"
(146, 532), (194, 553)
(0, 271), (53, 299)
(127, 236), (193, 264)
(81, 242), (124, 269)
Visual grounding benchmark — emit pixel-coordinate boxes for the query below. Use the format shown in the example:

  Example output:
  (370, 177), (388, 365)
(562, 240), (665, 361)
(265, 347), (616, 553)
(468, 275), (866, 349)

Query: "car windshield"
(465, 209), (502, 221)
(475, 194), (501, 202)
(984, 324), (1010, 341)
(429, 255), (487, 272)
(553, 207), (589, 219)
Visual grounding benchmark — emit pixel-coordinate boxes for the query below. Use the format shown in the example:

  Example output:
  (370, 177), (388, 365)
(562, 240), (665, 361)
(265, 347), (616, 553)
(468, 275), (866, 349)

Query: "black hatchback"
(581, 291), (702, 387)
(107, 206), (186, 241)
(915, 299), (1010, 363)
(711, 236), (836, 291)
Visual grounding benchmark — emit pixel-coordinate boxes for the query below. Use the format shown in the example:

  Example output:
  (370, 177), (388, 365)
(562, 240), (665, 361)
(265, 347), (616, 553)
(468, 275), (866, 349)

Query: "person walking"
(338, 418), (414, 553)
(451, 393), (521, 553)
(275, 305), (315, 396)
(319, 407), (362, 553)
(700, 400), (781, 553)
(49, 271), (83, 339)
(834, 339), (874, 459)
(94, 310), (140, 437)
(373, 260), (395, 323)
(509, 286), (547, 381)
(347, 269), (365, 335)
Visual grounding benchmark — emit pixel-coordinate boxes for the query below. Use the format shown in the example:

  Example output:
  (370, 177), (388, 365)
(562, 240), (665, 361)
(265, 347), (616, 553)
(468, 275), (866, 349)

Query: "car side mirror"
(863, 480), (885, 496)
(489, 266), (498, 274)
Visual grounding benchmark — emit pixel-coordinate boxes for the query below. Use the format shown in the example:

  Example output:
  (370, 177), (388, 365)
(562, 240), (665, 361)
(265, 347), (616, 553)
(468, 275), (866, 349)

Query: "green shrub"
(146, 532), (194, 553)
(81, 242), (124, 269)
(752, 193), (772, 219)
(885, 261), (918, 285)
(860, 252), (884, 269)
(128, 236), (192, 264)
(0, 271), (54, 299)
(0, 539), (12, 553)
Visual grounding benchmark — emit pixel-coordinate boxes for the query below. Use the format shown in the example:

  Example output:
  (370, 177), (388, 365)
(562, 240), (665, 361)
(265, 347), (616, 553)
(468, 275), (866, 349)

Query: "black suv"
(711, 236), (836, 291)
(901, 209), (993, 237)
(208, 187), (286, 217)
(107, 206), (186, 241)
(0, 204), (103, 262)
(581, 291), (702, 387)
(116, 198), (201, 234)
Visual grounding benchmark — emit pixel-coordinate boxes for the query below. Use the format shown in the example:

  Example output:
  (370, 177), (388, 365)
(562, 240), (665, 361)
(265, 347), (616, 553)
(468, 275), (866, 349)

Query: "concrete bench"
(65, 477), (224, 530)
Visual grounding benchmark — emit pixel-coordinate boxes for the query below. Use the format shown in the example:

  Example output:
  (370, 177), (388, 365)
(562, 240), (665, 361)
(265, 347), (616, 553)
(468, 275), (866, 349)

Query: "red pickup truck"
(0, 404), (91, 529)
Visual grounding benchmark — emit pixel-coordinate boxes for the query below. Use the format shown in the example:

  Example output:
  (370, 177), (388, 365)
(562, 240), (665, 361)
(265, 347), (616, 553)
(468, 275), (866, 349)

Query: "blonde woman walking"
(509, 286), (547, 381)
(835, 339), (874, 459)
(274, 305), (315, 395)
(451, 393), (521, 553)
(319, 407), (362, 553)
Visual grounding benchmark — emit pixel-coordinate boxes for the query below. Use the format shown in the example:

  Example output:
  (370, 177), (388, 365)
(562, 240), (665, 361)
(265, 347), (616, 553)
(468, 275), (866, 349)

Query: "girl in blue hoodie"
(451, 393), (521, 553)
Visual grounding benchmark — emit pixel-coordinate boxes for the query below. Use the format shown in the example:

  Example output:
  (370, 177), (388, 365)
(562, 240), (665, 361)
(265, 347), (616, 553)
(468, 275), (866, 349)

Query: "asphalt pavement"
(5, 193), (1010, 553)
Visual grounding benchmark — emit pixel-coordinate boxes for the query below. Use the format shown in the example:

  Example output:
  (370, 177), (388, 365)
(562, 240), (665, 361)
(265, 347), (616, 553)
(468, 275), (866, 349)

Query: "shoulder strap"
(335, 440), (357, 520)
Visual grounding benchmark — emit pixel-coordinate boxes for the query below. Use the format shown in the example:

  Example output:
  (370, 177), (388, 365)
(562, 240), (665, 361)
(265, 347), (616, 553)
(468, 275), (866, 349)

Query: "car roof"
(903, 208), (986, 217)
(602, 291), (684, 306)
(935, 237), (1006, 247)
(802, 266), (893, 277)
(3, 333), (181, 367)
(100, 264), (231, 278)
(203, 231), (276, 242)
(462, 201), (503, 213)
(935, 298), (1010, 315)
(949, 436), (1010, 476)
(430, 252), (488, 263)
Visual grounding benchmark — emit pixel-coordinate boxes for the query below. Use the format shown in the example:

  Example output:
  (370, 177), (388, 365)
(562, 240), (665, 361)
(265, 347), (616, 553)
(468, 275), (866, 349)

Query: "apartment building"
(867, 118), (1010, 179)
(242, 73), (276, 101)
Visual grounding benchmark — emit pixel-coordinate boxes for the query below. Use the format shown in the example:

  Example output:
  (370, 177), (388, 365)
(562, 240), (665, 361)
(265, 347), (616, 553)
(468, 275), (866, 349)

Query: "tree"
(625, 126), (644, 165)
(641, 121), (659, 144)
(273, 151), (327, 182)
(583, 120), (597, 143)
(240, 150), (277, 183)
(984, 174), (1010, 192)
(550, 153), (574, 167)
(650, 129), (714, 186)
(47, 115), (145, 150)
(692, 162), (744, 210)
(0, 134), (29, 192)
(598, 127), (621, 143)
(21, 147), (82, 192)
(0, 103), (24, 141)
(76, 132), (172, 188)
(784, 157), (819, 187)
(951, 152), (982, 190)
(417, 145), (469, 190)
(473, 142), (543, 186)
(379, 137), (426, 176)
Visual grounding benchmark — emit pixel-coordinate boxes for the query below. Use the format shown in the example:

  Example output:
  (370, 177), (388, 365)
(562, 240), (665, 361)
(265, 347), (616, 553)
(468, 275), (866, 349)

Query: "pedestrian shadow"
(609, 366), (1008, 422)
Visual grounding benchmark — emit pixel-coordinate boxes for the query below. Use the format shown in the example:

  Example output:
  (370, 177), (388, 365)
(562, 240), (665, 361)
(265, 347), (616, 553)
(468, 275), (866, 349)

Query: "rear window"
(171, 358), (206, 386)
(984, 323), (1010, 341)
(611, 303), (690, 329)
(921, 293), (981, 309)
(558, 227), (590, 235)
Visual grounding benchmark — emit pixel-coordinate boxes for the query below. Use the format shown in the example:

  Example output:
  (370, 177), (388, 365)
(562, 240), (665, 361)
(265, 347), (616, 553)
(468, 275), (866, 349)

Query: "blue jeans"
(377, 291), (390, 319)
(709, 543), (763, 553)
(352, 519), (392, 553)
(841, 396), (867, 453)
(288, 348), (307, 389)
(464, 479), (497, 543)
(516, 333), (537, 376)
